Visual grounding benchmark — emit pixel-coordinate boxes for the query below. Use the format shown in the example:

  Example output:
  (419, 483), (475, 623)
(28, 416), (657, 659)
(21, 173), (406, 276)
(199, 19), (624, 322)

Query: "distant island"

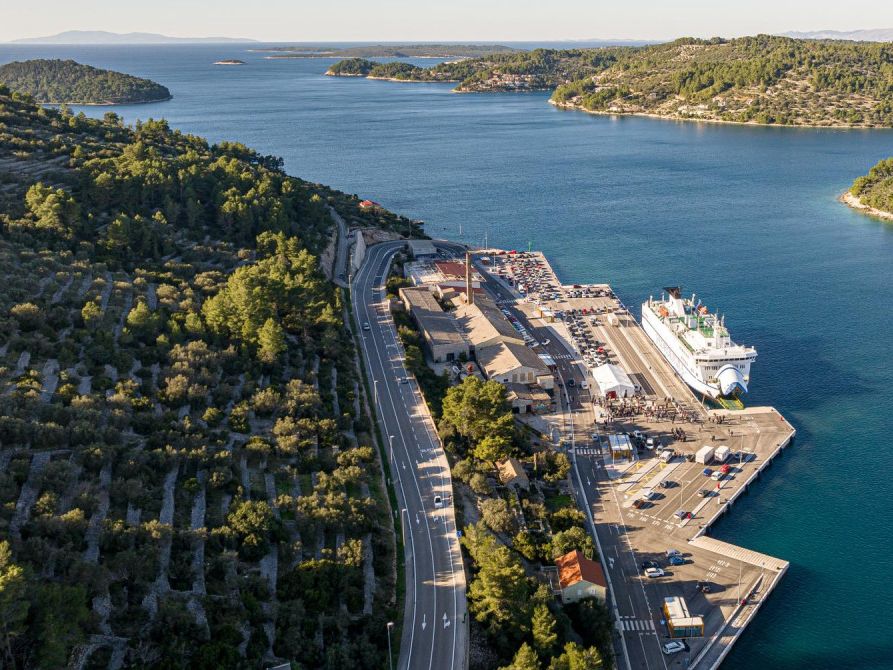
(214, 59), (245, 65)
(327, 35), (893, 127)
(0, 59), (171, 105)
(257, 43), (519, 59)
(781, 28), (893, 42)
(843, 158), (893, 221)
(10, 30), (257, 44)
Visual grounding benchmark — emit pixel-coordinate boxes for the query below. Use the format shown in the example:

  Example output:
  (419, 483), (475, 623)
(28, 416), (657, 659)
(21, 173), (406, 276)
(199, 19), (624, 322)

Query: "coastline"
(549, 99), (893, 130)
(840, 190), (893, 221)
(43, 95), (172, 106)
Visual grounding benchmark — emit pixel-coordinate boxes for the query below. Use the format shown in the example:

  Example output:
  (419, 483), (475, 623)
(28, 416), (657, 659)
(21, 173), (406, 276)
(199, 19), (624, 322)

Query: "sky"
(3, 0), (893, 43)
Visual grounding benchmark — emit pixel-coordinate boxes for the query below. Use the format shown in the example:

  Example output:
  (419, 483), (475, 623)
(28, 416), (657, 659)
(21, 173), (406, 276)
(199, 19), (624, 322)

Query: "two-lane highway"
(351, 241), (467, 670)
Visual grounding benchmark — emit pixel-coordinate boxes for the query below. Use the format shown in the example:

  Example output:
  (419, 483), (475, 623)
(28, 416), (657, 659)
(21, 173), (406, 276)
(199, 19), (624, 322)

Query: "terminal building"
(662, 596), (705, 639)
(398, 287), (469, 364)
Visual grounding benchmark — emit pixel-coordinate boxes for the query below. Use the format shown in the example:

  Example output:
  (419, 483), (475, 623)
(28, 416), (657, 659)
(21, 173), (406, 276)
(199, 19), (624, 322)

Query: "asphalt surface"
(351, 241), (467, 670)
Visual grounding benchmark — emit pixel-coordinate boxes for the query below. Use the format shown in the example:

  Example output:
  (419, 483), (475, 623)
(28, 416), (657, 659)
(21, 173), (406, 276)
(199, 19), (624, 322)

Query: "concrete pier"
(472, 248), (795, 670)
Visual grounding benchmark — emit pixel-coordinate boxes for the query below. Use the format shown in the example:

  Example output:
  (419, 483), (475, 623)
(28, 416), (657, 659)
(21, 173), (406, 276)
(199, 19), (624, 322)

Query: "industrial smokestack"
(465, 250), (474, 305)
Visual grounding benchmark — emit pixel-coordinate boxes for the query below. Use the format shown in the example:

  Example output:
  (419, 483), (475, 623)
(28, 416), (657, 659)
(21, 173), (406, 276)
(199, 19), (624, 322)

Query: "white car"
(640, 487), (656, 500)
(433, 495), (443, 509)
(362, 322), (371, 331)
(662, 641), (686, 655)
(644, 567), (665, 578)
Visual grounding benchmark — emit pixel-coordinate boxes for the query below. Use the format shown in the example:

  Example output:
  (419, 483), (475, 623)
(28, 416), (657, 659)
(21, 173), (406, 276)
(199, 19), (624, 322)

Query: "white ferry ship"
(641, 288), (756, 399)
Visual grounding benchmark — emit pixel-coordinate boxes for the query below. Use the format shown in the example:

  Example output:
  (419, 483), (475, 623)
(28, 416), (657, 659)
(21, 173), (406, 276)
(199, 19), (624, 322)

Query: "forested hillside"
(329, 36), (893, 127)
(0, 87), (401, 668)
(0, 59), (171, 104)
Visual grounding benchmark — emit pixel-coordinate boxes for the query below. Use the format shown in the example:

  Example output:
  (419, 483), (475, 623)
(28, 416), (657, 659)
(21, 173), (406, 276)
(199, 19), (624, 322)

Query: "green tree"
(548, 642), (604, 670)
(532, 603), (559, 658)
(257, 317), (286, 364)
(500, 643), (540, 670)
(550, 527), (596, 560)
(441, 376), (514, 448)
(0, 542), (28, 668)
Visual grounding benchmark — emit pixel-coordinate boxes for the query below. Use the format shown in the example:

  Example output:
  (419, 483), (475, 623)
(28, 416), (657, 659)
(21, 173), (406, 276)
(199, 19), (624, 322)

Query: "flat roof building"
(662, 596), (705, 639)
(398, 287), (469, 364)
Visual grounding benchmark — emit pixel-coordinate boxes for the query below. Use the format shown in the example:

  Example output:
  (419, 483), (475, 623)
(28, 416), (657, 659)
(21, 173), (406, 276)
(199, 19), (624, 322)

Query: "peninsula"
(843, 158), (893, 221)
(0, 59), (171, 105)
(327, 35), (893, 127)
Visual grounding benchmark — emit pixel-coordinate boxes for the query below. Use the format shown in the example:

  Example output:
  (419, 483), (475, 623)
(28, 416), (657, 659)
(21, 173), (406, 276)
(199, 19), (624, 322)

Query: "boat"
(641, 287), (756, 399)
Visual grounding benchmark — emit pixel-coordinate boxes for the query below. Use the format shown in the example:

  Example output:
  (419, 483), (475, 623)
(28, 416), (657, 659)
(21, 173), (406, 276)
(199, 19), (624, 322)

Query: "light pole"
(386, 621), (395, 670)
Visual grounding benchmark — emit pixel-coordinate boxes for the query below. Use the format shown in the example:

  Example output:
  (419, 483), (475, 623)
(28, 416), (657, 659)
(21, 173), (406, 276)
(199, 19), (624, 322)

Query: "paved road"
(328, 206), (350, 288)
(352, 241), (467, 670)
(463, 256), (671, 670)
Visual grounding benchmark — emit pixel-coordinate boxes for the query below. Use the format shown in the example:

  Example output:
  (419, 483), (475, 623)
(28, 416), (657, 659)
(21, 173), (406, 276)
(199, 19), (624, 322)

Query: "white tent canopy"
(591, 363), (635, 398)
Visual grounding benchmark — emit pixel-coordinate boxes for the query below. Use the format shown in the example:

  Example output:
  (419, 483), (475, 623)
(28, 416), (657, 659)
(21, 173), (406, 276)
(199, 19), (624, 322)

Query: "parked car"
(645, 567), (665, 578)
(720, 463), (732, 474)
(666, 548), (681, 558)
(674, 510), (691, 520)
(696, 580), (712, 593)
(632, 499), (646, 509)
(660, 479), (675, 489)
(645, 437), (656, 449)
(669, 555), (687, 566)
(702, 468), (713, 476)
(697, 489), (711, 498)
(640, 487), (656, 500)
(641, 560), (660, 570)
(711, 471), (724, 481)
(662, 641), (686, 655)
(433, 495), (443, 509)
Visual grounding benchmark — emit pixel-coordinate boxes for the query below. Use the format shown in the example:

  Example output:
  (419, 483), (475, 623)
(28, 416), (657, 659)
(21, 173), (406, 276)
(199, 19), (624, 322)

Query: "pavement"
(468, 251), (794, 670)
(351, 240), (467, 670)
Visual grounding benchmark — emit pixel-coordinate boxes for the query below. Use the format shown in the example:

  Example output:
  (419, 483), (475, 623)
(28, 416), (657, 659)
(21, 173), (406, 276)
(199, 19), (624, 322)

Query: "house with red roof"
(555, 550), (607, 603)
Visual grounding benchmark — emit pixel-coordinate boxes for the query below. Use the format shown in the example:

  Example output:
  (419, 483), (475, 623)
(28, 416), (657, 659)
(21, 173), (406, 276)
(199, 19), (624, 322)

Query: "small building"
(476, 340), (552, 387)
(505, 383), (552, 414)
(607, 433), (633, 460)
(663, 596), (705, 639)
(555, 550), (607, 603)
(358, 199), (381, 210)
(591, 363), (636, 399)
(398, 287), (470, 364)
(407, 239), (437, 258)
(496, 457), (530, 491)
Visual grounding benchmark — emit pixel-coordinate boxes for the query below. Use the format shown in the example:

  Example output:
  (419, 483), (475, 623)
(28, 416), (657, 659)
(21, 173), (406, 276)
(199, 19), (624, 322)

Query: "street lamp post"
(386, 621), (395, 670)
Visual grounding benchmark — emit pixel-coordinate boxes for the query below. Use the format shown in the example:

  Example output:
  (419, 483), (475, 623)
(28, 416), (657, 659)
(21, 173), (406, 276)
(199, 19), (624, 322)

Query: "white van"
(659, 450), (674, 463)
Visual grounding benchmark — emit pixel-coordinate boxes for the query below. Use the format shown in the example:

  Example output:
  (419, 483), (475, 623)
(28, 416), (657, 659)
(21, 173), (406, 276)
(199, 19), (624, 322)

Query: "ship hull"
(642, 306), (729, 399)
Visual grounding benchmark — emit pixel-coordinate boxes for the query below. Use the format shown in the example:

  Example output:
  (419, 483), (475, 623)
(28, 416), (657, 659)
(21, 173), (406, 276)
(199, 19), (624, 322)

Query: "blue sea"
(2, 43), (892, 669)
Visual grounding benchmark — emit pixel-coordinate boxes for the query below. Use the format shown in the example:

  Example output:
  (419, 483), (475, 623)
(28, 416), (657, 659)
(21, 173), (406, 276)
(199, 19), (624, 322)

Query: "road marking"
(422, 614), (426, 631)
(443, 613), (450, 628)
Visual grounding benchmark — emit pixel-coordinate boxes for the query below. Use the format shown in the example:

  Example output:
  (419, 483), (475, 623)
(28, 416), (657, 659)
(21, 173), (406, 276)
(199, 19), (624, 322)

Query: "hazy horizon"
(4, 1), (893, 44)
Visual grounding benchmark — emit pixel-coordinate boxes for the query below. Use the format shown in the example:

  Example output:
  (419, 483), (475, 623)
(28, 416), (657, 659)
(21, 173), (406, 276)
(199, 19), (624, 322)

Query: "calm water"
(3, 44), (893, 669)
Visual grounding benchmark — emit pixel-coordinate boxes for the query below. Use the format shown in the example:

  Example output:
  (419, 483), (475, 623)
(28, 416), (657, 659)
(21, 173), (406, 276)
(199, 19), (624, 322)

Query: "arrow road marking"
(443, 613), (450, 628)
(422, 614), (426, 630)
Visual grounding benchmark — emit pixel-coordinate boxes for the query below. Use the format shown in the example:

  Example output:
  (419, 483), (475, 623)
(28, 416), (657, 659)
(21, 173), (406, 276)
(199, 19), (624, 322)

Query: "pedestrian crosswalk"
(575, 448), (601, 456)
(618, 618), (656, 632)
(553, 353), (576, 360)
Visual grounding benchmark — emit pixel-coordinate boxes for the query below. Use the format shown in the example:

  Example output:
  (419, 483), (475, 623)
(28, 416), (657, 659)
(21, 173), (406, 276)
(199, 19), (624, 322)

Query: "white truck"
(695, 445), (715, 465)
(713, 445), (731, 463)
(659, 449), (674, 463)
